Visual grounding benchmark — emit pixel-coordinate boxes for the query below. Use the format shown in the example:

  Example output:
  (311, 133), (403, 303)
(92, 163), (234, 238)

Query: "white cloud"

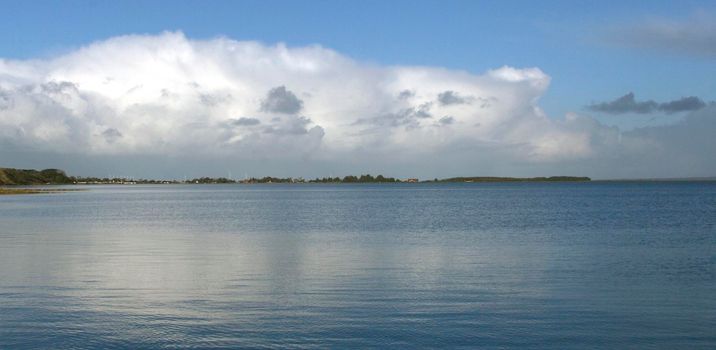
(0, 32), (713, 178)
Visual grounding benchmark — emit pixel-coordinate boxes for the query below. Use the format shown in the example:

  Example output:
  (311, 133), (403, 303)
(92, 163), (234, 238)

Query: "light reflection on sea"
(0, 183), (715, 348)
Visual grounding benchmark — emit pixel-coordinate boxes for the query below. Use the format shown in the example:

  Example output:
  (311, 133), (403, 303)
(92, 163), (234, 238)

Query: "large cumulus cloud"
(0, 32), (713, 178)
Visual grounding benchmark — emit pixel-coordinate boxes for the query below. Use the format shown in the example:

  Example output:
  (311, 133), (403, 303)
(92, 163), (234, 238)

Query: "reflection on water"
(1, 183), (715, 348)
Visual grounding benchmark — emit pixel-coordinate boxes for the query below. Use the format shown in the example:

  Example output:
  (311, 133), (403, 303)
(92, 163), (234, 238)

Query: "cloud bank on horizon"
(0, 32), (714, 178)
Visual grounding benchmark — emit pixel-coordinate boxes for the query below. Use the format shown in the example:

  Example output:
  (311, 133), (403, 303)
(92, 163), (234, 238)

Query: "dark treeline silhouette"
(310, 174), (399, 183)
(241, 177), (293, 184)
(69, 174), (401, 184)
(2, 166), (594, 185)
(241, 174), (400, 184)
(189, 177), (235, 184)
(73, 176), (180, 184)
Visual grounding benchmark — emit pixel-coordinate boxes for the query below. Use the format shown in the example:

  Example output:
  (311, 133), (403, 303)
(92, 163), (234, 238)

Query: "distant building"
(405, 178), (419, 183)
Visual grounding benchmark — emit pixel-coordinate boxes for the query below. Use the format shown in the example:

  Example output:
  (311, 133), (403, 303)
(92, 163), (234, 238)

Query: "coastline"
(0, 188), (85, 195)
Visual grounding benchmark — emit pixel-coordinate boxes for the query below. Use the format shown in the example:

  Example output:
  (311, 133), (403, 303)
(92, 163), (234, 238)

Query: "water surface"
(1, 183), (715, 348)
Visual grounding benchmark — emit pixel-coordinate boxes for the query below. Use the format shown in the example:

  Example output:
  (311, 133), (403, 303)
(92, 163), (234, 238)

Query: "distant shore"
(0, 188), (84, 195)
(1, 167), (592, 186)
(3, 166), (713, 189)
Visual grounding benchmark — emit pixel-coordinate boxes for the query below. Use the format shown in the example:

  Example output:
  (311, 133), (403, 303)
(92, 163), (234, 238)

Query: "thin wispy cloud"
(605, 11), (716, 57)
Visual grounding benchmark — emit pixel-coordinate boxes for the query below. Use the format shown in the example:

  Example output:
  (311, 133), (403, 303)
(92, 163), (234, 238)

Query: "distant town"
(0, 167), (591, 186)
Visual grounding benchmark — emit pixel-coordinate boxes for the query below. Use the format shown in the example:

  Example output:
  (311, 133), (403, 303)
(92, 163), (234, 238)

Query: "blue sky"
(0, 1), (714, 178)
(1, 0), (714, 126)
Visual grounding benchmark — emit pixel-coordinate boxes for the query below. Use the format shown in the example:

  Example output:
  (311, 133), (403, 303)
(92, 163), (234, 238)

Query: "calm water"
(0, 183), (715, 349)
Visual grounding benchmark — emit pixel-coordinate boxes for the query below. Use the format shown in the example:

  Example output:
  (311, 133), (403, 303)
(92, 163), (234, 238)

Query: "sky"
(0, 0), (714, 179)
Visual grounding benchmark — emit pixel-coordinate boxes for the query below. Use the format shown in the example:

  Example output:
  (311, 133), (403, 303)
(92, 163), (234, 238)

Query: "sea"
(0, 182), (714, 349)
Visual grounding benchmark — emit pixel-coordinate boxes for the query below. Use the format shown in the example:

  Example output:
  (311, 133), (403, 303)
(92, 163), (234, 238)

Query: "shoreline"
(4, 179), (715, 189)
(0, 188), (86, 195)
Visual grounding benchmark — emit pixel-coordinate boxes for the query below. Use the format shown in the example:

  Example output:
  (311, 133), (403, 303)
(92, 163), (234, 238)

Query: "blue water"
(0, 183), (715, 349)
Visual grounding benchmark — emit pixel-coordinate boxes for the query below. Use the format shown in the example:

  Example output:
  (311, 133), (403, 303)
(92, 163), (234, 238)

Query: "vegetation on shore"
(1, 167), (590, 186)
(0, 168), (74, 185)
(73, 176), (182, 185)
(241, 174), (401, 184)
(66, 174), (402, 184)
